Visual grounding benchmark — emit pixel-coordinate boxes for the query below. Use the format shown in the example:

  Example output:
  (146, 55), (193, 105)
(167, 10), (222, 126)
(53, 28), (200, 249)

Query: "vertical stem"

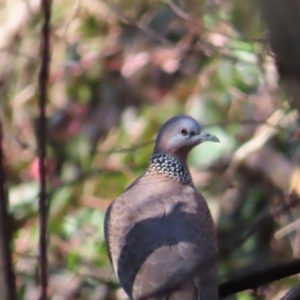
(38, 0), (51, 298)
(0, 123), (17, 300)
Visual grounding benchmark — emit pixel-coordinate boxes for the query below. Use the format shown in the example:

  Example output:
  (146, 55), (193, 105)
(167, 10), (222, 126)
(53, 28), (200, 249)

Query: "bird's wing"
(131, 241), (198, 300)
(116, 190), (214, 299)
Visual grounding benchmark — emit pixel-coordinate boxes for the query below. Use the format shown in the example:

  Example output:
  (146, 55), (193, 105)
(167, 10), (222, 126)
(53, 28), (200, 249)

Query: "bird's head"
(153, 115), (219, 161)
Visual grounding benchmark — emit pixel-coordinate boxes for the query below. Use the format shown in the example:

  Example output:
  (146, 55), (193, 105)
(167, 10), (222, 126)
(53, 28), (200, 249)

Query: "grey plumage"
(104, 115), (219, 300)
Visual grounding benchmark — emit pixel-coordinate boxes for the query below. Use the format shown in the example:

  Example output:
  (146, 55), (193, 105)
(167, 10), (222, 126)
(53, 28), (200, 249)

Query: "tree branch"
(219, 259), (300, 298)
(38, 0), (51, 298)
(0, 122), (17, 300)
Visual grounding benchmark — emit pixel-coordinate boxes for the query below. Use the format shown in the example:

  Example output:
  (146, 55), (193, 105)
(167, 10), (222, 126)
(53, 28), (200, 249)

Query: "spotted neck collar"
(145, 153), (193, 186)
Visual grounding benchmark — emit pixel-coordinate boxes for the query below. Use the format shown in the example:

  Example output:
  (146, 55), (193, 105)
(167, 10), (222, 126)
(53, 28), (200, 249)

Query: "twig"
(63, 0), (82, 42)
(221, 192), (300, 254)
(99, 140), (154, 154)
(38, 0), (51, 298)
(275, 218), (300, 240)
(219, 259), (300, 298)
(0, 123), (17, 300)
(204, 119), (284, 131)
(0, 0), (40, 49)
(103, 1), (173, 47)
(0, 48), (36, 61)
(168, 0), (192, 22)
(226, 109), (286, 178)
(52, 168), (122, 188)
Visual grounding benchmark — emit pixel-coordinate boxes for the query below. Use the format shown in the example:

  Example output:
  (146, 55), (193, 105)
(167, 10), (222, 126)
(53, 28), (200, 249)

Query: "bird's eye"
(179, 127), (189, 136)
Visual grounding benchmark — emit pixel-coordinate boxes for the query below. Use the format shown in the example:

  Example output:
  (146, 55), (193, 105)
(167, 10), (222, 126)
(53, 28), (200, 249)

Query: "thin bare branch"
(168, 0), (192, 22)
(103, 1), (173, 47)
(38, 0), (51, 298)
(204, 119), (285, 131)
(99, 140), (154, 154)
(63, 0), (82, 42)
(219, 259), (300, 298)
(221, 192), (300, 253)
(0, 122), (17, 300)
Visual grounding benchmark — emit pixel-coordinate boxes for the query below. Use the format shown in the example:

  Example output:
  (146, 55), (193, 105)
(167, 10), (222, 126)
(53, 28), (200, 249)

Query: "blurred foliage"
(1, 0), (300, 299)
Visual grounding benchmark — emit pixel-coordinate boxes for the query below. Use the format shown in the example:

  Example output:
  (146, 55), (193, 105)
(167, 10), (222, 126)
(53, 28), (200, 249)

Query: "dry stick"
(0, 125), (17, 300)
(168, 0), (193, 22)
(103, 1), (172, 47)
(38, 0), (51, 298)
(219, 259), (300, 298)
(222, 192), (300, 254)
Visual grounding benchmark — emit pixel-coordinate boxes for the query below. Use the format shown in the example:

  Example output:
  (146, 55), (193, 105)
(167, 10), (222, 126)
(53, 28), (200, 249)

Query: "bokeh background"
(1, 0), (300, 299)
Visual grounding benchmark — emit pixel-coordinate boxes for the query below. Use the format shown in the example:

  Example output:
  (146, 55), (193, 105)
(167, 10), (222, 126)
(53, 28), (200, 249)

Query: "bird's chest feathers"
(122, 180), (198, 225)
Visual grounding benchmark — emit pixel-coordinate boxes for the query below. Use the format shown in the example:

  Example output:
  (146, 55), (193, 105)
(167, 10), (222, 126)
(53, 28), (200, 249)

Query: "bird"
(104, 115), (219, 300)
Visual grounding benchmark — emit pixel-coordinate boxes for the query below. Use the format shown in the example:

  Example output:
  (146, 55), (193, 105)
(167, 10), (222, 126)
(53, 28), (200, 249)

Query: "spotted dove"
(104, 115), (219, 300)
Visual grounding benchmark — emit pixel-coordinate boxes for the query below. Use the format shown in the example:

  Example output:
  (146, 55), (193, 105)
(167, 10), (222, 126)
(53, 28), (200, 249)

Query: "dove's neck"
(146, 153), (193, 186)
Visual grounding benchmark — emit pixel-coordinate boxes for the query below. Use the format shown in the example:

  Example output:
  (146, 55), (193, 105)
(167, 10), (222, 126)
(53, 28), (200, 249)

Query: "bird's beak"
(196, 130), (220, 143)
